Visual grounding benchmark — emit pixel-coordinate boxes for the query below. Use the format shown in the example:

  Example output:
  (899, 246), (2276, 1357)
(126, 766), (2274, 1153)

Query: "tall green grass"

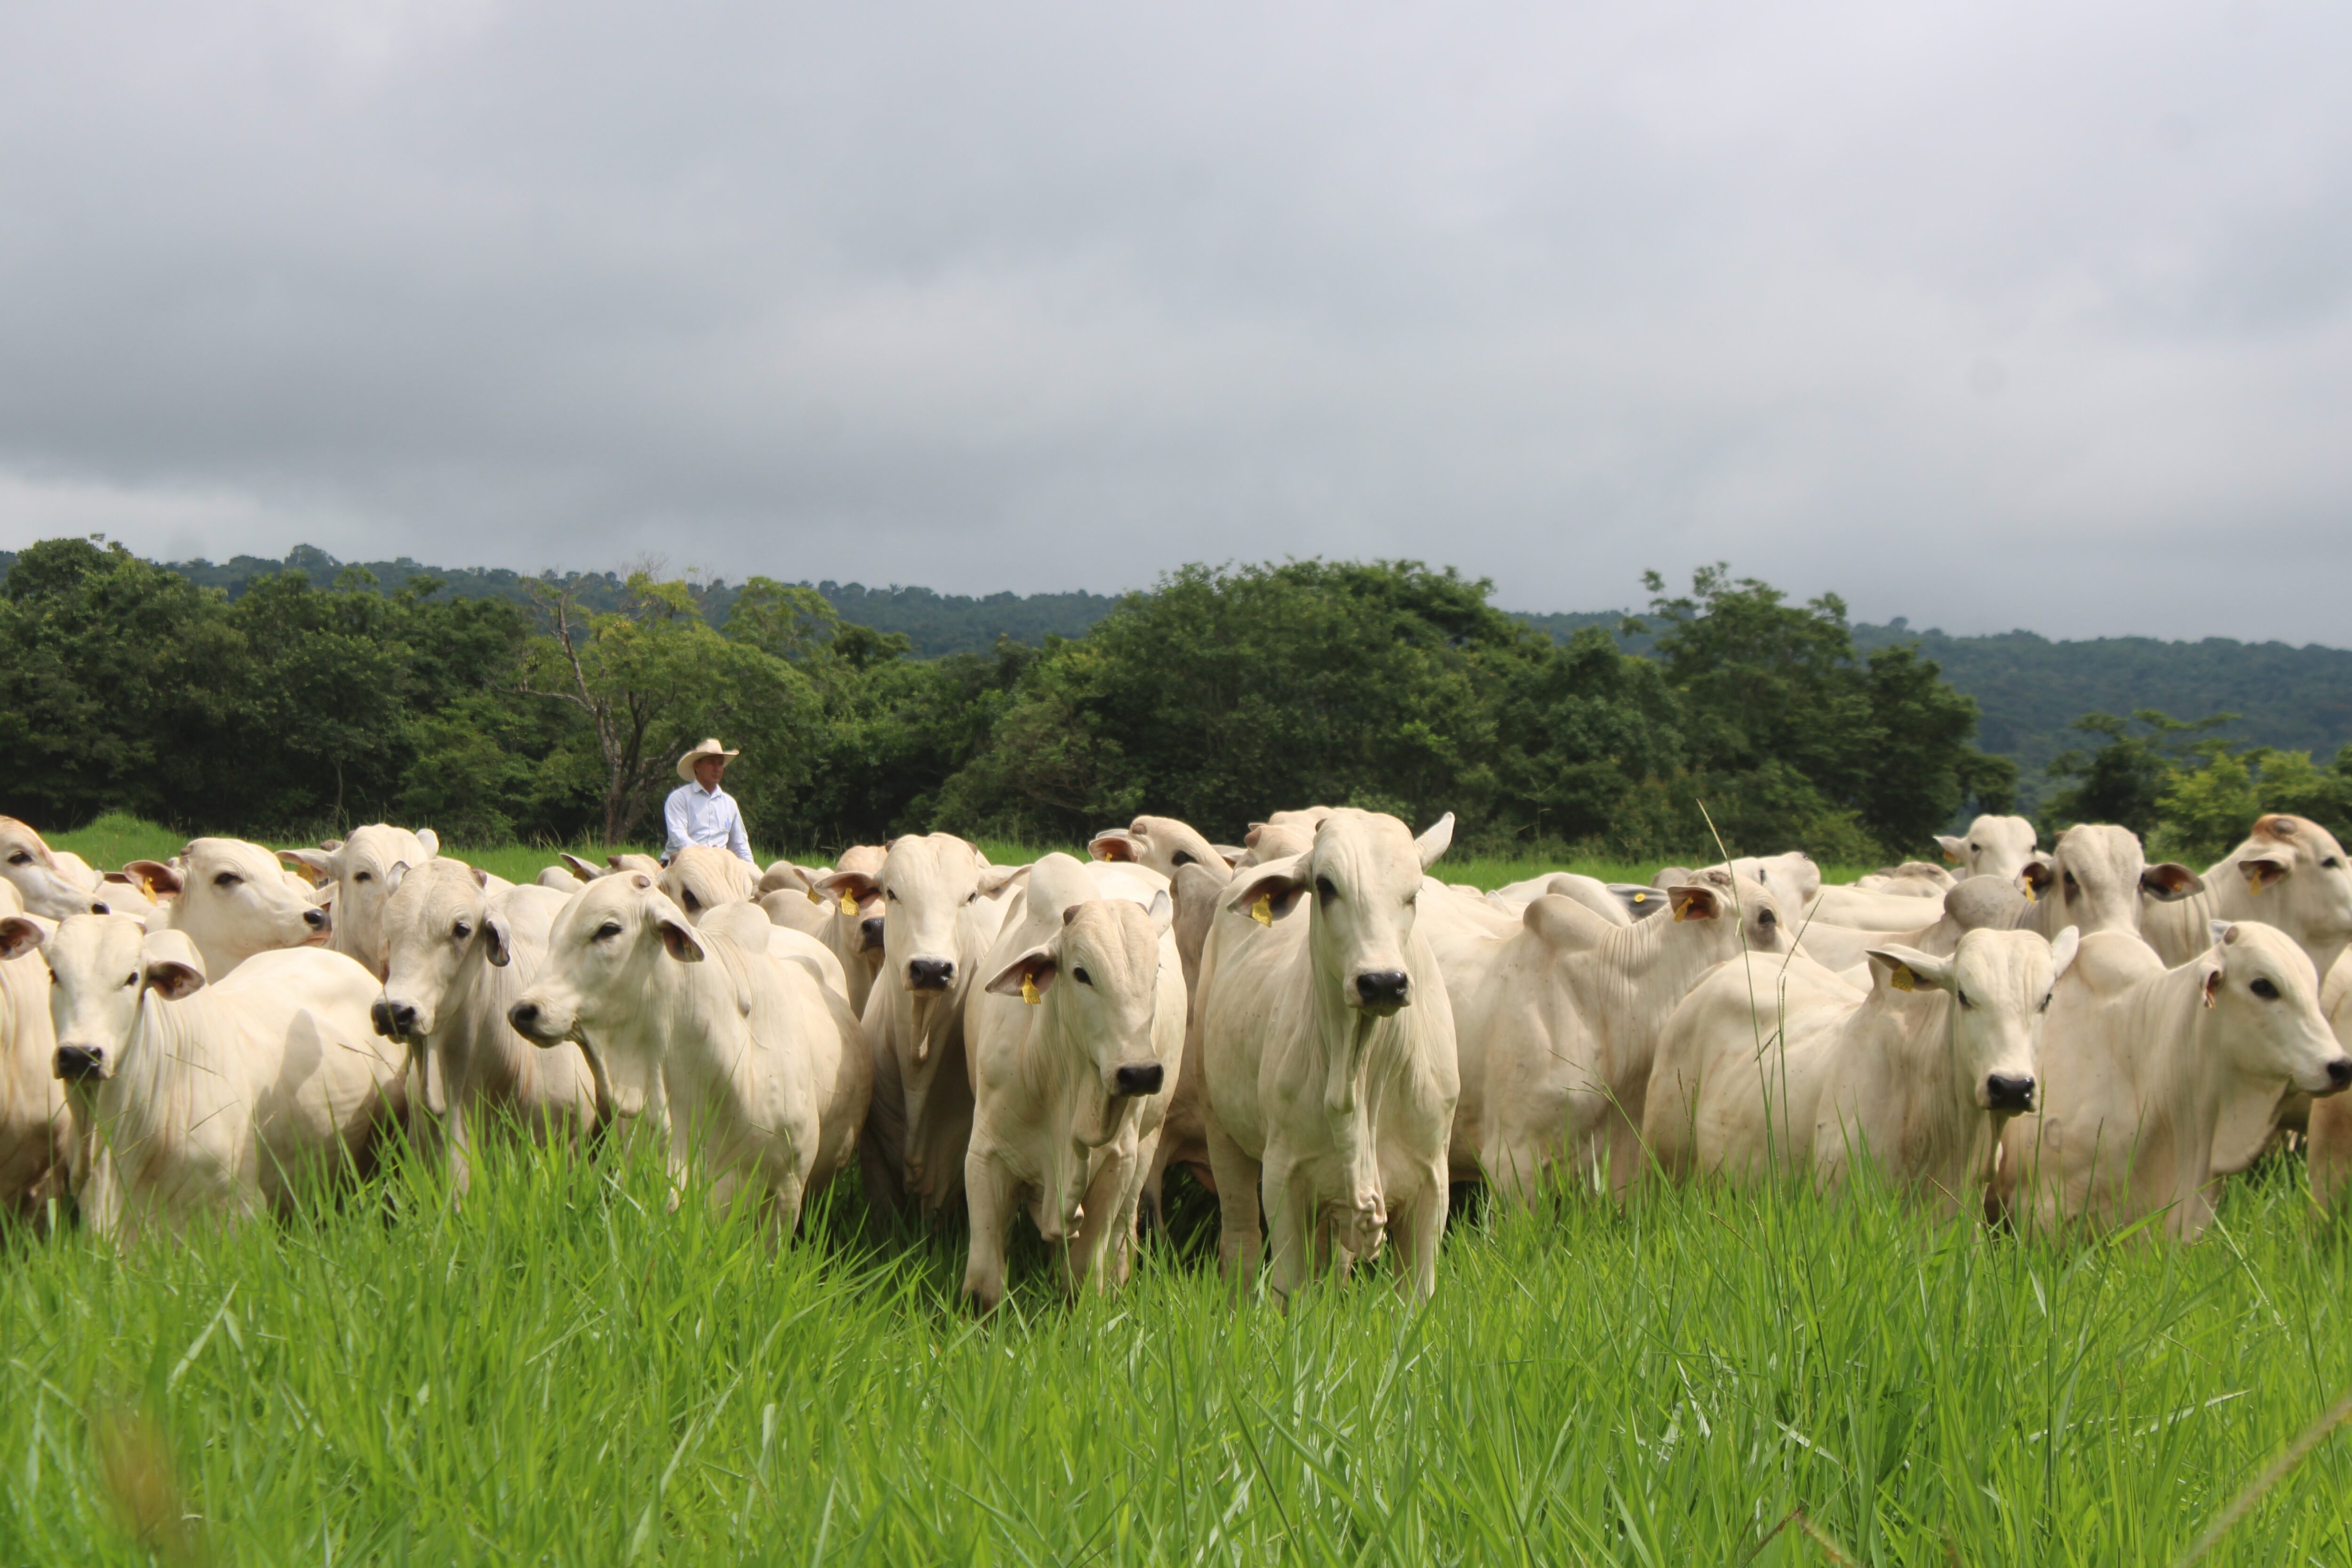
(3, 1136), (2347, 1563)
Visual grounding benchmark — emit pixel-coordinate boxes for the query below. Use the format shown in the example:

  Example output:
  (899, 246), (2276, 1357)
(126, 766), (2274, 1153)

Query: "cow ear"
(1936, 835), (1967, 864)
(469, 863), (489, 890)
(2019, 859), (2054, 899)
(2238, 855), (2289, 895)
(1667, 884), (1721, 923)
(279, 848), (333, 884)
(985, 945), (1058, 999)
(143, 955), (207, 1001)
(1146, 890), (1174, 936)
(1612, 883), (1663, 919)
(977, 864), (1031, 898)
(2047, 925), (2082, 980)
(1226, 864), (1309, 924)
(2209, 919), (2241, 947)
(2143, 863), (2204, 901)
(1088, 831), (1140, 864)
(385, 861), (411, 897)
(123, 860), (181, 898)
(1523, 893), (1613, 951)
(1867, 944), (1952, 994)
(816, 870), (881, 905)
(1414, 813), (1455, 871)
(656, 910), (706, 963)
(483, 913), (515, 968)
(559, 853), (604, 881)
(414, 829), (439, 857)
(0, 916), (47, 962)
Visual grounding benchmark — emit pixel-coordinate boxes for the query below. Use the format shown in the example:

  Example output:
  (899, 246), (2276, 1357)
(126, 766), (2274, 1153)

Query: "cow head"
(0, 817), (109, 920)
(2219, 815), (2352, 972)
(170, 838), (331, 976)
(374, 858), (493, 1047)
(1087, 816), (1234, 882)
(280, 824), (438, 978)
(658, 845), (757, 924)
(874, 834), (992, 1003)
(2047, 824), (2197, 937)
(1868, 926), (2077, 1114)
(32, 915), (207, 1084)
(1223, 809), (1452, 1018)
(1935, 814), (2040, 885)
(2198, 920), (2352, 1096)
(508, 873), (700, 1118)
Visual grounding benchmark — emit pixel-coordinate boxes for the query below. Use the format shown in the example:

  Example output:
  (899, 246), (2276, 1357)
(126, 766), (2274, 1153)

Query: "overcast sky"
(2, 2), (2346, 641)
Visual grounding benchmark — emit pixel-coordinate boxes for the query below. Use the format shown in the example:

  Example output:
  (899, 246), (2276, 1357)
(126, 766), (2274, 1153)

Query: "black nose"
(54, 1044), (104, 1081)
(1114, 1063), (1165, 1097)
(1354, 970), (1410, 1010)
(859, 917), (885, 951)
(373, 999), (418, 1039)
(907, 958), (954, 990)
(508, 1002), (540, 1033)
(303, 907), (328, 931)
(2328, 1059), (2352, 1090)
(1986, 1074), (2035, 1112)
(370, 999), (395, 1038)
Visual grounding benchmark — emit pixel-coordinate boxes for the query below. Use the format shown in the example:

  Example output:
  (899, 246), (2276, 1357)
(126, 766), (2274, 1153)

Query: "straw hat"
(676, 737), (740, 781)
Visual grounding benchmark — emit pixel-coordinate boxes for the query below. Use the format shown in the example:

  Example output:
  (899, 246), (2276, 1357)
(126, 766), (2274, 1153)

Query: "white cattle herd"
(2, 805), (2351, 1301)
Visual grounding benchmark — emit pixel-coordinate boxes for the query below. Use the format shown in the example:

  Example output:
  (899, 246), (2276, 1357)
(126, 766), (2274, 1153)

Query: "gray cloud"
(2, 0), (2347, 639)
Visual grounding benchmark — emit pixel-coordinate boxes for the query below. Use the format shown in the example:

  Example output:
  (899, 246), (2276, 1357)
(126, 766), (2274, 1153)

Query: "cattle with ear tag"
(1668, 884), (1722, 923)
(1224, 859), (1309, 926)
(0, 915), (47, 962)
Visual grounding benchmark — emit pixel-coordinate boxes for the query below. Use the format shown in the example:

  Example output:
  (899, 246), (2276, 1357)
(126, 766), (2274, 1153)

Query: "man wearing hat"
(661, 738), (753, 866)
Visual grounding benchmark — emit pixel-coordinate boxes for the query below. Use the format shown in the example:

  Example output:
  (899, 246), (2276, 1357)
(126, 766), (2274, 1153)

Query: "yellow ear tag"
(1890, 964), (1916, 992)
(806, 885), (822, 905)
(2245, 870), (2265, 898)
(2023, 883), (2036, 903)
(1020, 973), (1041, 1005)
(840, 891), (858, 915)
(1631, 892), (1647, 904)
(1251, 894), (1274, 927)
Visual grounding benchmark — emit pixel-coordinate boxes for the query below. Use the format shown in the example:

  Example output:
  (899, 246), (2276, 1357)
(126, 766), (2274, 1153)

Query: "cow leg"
(1391, 1167), (1446, 1303)
(445, 1097), (474, 1205)
(1261, 1157), (1313, 1303)
(1063, 1153), (1135, 1297)
(961, 1149), (1018, 1312)
(2311, 1092), (2352, 1213)
(1205, 1120), (1263, 1288)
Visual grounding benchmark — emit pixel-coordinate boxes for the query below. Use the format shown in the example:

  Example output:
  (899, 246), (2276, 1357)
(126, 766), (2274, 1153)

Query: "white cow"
(281, 823), (439, 978)
(854, 834), (1021, 1216)
(1851, 862), (1955, 897)
(779, 844), (891, 1020)
(1791, 875), (2030, 977)
(1936, 814), (2041, 884)
(127, 838), (334, 977)
(1200, 809), (1458, 1301)
(1088, 816), (1235, 882)
(1486, 872), (1658, 925)
(42, 916), (405, 1245)
(2134, 815), (2352, 981)
(658, 844), (761, 923)
(962, 855), (1186, 1310)
(1434, 871), (1793, 1203)
(1656, 852), (1821, 922)
(373, 861), (601, 1195)
(1995, 923), (2352, 1239)
(0, 818), (112, 920)
(2004, 823), (2201, 941)
(0, 916), (64, 1218)
(1645, 928), (2077, 1220)
(506, 876), (869, 1241)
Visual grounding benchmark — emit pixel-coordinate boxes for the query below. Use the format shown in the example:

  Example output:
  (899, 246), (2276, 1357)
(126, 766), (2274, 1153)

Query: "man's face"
(694, 756), (727, 789)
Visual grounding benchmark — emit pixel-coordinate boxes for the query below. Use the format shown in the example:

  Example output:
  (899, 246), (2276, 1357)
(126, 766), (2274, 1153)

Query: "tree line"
(7, 533), (2325, 863)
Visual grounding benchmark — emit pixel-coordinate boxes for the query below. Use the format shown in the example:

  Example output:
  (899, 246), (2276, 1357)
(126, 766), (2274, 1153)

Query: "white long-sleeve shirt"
(662, 780), (753, 864)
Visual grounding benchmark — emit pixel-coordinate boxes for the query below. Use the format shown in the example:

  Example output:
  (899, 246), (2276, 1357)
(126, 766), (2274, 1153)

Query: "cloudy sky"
(2, 1), (2345, 640)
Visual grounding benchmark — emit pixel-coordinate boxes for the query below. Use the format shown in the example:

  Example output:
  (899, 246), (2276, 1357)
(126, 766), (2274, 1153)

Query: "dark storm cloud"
(2, 0), (2347, 639)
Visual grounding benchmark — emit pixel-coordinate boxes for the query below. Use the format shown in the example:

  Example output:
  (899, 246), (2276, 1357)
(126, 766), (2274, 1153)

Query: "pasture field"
(20, 816), (2342, 1562)
(5, 1136), (2350, 1564)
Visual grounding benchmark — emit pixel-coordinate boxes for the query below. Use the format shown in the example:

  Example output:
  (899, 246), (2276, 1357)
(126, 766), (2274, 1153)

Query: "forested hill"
(5, 544), (2348, 802)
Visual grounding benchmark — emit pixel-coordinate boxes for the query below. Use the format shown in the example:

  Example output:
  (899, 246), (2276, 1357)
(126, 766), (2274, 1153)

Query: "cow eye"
(1968, 843), (1978, 852)
(215, 872), (241, 888)
(453, 922), (472, 940)
(1073, 966), (1092, 987)
(886, 888), (899, 901)
(2063, 872), (2078, 891)
(1955, 989), (1971, 1009)
(1315, 876), (1337, 904)
(8, 852), (29, 865)
(1759, 909), (1777, 927)
(2325, 856), (2344, 870)
(2251, 977), (2280, 1000)
(966, 891), (979, 904)
(2038, 993), (2052, 1013)
(595, 921), (623, 941)
(123, 972), (138, 988)
(354, 871), (372, 883)
(1171, 851), (1194, 867)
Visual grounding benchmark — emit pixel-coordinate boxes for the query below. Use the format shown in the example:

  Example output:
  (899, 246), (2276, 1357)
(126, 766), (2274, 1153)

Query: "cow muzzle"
(303, 907), (331, 936)
(1983, 1074), (2035, 1113)
(372, 998), (425, 1041)
(858, 916), (885, 952)
(54, 1043), (107, 1082)
(905, 957), (954, 992)
(1351, 969), (1410, 1015)
(507, 999), (570, 1045)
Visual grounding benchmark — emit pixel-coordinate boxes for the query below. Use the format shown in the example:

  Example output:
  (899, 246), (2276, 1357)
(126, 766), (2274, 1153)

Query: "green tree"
(2042, 710), (2231, 838)
(521, 574), (813, 845)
